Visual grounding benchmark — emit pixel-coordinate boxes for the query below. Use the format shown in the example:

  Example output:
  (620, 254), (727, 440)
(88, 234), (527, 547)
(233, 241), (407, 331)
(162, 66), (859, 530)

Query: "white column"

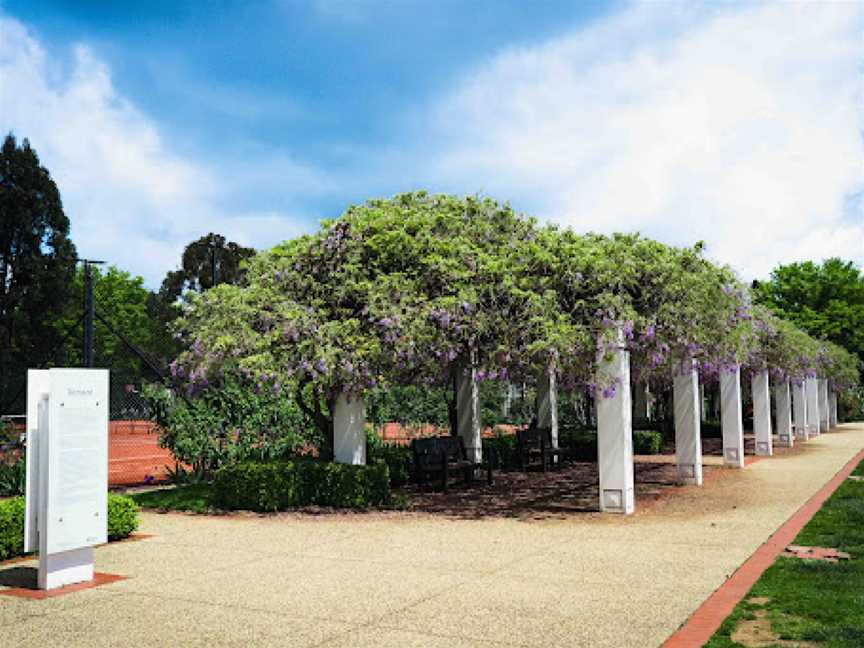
(819, 379), (830, 430)
(536, 366), (559, 449)
(456, 364), (482, 463)
(792, 381), (809, 441)
(806, 377), (820, 435)
(633, 382), (651, 421)
(752, 369), (773, 456)
(333, 392), (366, 465)
(674, 359), (703, 485)
(720, 366), (745, 468)
(596, 333), (634, 514)
(829, 390), (839, 427)
(774, 379), (793, 448)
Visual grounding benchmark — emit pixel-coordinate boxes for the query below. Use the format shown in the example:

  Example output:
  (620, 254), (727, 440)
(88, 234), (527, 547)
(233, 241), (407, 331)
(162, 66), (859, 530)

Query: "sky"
(1, 0), (862, 288)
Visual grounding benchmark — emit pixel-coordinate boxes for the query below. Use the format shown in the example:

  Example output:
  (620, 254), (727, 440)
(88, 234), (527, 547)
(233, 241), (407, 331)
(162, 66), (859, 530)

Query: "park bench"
(517, 426), (569, 472)
(410, 436), (494, 492)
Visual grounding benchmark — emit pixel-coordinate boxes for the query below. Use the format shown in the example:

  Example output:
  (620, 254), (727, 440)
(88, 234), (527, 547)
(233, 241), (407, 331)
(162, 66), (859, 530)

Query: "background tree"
(753, 258), (864, 366)
(0, 134), (77, 411)
(155, 233), (256, 319)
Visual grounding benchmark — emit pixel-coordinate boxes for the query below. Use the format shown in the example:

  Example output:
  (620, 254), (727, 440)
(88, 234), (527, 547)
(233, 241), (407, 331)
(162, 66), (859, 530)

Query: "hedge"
(0, 494), (139, 561)
(366, 433), (412, 486)
(212, 459), (390, 512)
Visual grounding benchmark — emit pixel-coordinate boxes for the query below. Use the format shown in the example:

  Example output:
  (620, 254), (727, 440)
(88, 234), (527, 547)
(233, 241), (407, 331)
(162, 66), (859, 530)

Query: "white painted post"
(333, 392), (366, 465)
(456, 364), (482, 463)
(829, 390), (839, 427)
(806, 377), (820, 435)
(596, 331), (634, 514)
(720, 366), (745, 468)
(633, 382), (651, 421)
(792, 381), (809, 441)
(699, 383), (707, 421)
(673, 359), (703, 485)
(752, 369), (773, 456)
(819, 379), (830, 431)
(536, 366), (559, 449)
(774, 379), (793, 448)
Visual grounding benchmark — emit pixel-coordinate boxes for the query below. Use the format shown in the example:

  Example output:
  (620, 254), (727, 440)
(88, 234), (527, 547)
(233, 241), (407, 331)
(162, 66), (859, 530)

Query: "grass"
(706, 458), (864, 647)
(131, 483), (216, 513)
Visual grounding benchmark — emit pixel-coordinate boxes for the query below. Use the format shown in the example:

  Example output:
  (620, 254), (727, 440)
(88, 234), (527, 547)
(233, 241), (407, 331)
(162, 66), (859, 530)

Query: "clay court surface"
(1, 424), (862, 648)
(107, 421), (175, 486)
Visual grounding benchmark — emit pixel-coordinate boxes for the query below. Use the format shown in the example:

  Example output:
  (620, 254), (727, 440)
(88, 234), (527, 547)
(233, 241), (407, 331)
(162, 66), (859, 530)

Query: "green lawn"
(130, 483), (216, 513)
(706, 459), (864, 647)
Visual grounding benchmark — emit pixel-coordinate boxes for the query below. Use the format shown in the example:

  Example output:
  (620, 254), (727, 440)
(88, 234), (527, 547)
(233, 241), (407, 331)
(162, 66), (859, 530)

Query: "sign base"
(38, 547), (94, 590)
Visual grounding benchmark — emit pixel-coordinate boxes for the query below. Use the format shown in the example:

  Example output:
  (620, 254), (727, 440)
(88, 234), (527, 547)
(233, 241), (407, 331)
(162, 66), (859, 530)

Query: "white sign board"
(25, 369), (109, 589)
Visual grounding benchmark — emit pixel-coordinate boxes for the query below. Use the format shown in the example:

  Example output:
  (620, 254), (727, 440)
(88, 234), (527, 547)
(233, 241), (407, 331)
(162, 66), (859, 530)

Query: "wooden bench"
(517, 426), (569, 472)
(410, 436), (494, 492)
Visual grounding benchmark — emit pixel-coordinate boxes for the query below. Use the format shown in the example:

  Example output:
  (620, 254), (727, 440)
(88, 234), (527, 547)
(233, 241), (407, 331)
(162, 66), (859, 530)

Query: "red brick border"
(0, 572), (127, 600)
(662, 445), (864, 647)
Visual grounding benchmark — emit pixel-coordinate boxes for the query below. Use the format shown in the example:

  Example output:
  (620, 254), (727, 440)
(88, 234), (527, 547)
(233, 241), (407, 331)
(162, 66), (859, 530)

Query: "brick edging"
(662, 443), (864, 648)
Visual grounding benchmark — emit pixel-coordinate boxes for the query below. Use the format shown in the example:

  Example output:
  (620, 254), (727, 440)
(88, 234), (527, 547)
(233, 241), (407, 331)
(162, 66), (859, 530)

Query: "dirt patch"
(748, 596), (771, 606)
(782, 545), (850, 563)
(731, 609), (821, 648)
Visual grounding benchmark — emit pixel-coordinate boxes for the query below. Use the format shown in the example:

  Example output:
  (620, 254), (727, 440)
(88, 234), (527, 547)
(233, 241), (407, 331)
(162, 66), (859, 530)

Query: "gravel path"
(1, 423), (862, 647)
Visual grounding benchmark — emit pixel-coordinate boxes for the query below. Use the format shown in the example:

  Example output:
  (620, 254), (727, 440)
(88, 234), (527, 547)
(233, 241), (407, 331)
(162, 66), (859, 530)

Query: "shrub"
(701, 420), (722, 438)
(633, 430), (663, 455)
(0, 494), (138, 561)
(483, 432), (518, 469)
(212, 459), (390, 512)
(366, 433), (412, 486)
(0, 497), (25, 561)
(0, 458), (25, 497)
(107, 494), (140, 540)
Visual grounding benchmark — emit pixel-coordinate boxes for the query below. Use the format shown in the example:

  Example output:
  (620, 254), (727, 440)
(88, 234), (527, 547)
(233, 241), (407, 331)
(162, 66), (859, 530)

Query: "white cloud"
(427, 1), (864, 279)
(0, 16), (325, 286)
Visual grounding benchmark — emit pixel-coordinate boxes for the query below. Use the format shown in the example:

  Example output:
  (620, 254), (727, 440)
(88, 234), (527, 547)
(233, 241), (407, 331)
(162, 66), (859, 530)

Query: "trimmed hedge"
(212, 459), (390, 512)
(0, 494), (140, 561)
(633, 430), (663, 455)
(366, 435), (412, 486)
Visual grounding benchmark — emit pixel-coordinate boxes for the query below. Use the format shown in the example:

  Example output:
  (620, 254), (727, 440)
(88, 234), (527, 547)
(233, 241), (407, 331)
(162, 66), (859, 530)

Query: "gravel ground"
(1, 423), (862, 648)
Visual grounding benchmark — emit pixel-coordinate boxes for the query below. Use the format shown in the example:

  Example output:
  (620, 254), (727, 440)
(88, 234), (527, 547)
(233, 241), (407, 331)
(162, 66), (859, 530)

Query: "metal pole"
(83, 262), (94, 367)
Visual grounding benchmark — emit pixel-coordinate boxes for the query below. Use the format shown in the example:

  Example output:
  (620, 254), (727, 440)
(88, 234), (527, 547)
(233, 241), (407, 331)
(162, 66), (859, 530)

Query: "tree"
(157, 233), (256, 310)
(0, 134), (77, 411)
(753, 258), (864, 366)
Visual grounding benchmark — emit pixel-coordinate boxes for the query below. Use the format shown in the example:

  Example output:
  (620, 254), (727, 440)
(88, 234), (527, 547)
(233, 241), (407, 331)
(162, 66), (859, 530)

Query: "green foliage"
(483, 432), (519, 469)
(707, 461), (864, 647)
(366, 385), (449, 428)
(633, 430), (663, 455)
(131, 484), (214, 513)
(143, 370), (314, 476)
(212, 459), (390, 511)
(0, 134), (77, 413)
(0, 496), (25, 560)
(106, 494), (140, 540)
(366, 431), (412, 486)
(0, 457), (25, 497)
(754, 258), (864, 368)
(0, 494), (139, 560)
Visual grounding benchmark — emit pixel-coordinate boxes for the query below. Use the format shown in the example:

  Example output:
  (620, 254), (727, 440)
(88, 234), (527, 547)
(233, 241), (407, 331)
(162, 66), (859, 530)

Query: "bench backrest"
(411, 436), (466, 469)
(516, 426), (553, 448)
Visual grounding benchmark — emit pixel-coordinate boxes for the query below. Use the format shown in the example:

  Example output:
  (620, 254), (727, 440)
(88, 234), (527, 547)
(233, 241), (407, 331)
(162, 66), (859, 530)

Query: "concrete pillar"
(819, 379), (830, 430)
(829, 390), (839, 427)
(673, 359), (703, 485)
(456, 364), (482, 463)
(752, 369), (772, 456)
(806, 377), (820, 435)
(699, 383), (707, 421)
(633, 382), (651, 421)
(333, 393), (366, 465)
(720, 366), (745, 468)
(774, 379), (793, 448)
(792, 381), (809, 440)
(536, 367), (559, 449)
(596, 332), (634, 514)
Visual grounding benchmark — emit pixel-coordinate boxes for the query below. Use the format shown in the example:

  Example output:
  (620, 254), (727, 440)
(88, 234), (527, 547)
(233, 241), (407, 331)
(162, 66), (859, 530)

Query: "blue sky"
(1, 1), (862, 287)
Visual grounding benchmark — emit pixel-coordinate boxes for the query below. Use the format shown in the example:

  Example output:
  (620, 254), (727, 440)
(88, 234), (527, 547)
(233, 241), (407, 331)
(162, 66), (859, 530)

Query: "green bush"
(212, 459), (390, 512)
(0, 458), (25, 497)
(0, 494), (139, 561)
(0, 497), (25, 561)
(633, 430), (663, 455)
(107, 494), (140, 540)
(701, 420), (722, 438)
(366, 434), (412, 486)
(483, 432), (518, 469)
